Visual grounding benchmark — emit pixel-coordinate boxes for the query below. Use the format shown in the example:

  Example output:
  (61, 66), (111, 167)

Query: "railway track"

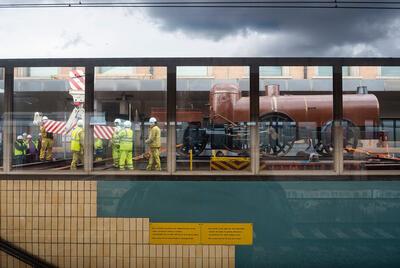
(12, 159), (72, 170)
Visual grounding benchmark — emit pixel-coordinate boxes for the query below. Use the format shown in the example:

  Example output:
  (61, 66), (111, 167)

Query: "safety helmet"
(114, 118), (121, 126)
(149, 117), (157, 125)
(77, 119), (84, 127)
(124, 121), (132, 128)
(17, 135), (23, 140)
(27, 135), (32, 139)
(22, 133), (27, 137)
(42, 116), (48, 121)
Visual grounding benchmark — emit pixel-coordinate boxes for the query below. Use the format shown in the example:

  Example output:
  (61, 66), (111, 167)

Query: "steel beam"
(167, 64), (176, 173)
(84, 66), (95, 173)
(250, 65), (260, 174)
(1, 57), (400, 68)
(333, 64), (344, 174)
(3, 66), (14, 173)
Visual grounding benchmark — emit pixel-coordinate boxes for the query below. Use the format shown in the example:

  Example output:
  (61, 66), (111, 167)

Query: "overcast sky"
(1, 0), (400, 58)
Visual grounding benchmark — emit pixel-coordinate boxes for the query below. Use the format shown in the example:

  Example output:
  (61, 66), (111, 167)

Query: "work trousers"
(70, 150), (83, 170)
(119, 150), (133, 170)
(146, 147), (161, 171)
(14, 155), (25, 165)
(112, 146), (120, 167)
(40, 138), (53, 161)
(95, 149), (103, 161)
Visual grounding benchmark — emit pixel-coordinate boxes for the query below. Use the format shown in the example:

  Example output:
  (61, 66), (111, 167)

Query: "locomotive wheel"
(316, 119), (359, 156)
(178, 123), (208, 157)
(259, 113), (297, 157)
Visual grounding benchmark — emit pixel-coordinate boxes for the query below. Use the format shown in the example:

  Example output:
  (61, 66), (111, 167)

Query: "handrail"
(0, 237), (56, 268)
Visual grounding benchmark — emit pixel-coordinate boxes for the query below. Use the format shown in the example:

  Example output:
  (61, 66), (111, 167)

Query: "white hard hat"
(22, 133), (27, 137)
(149, 117), (157, 124)
(77, 119), (84, 127)
(17, 135), (23, 140)
(124, 121), (132, 128)
(42, 116), (48, 121)
(114, 118), (121, 125)
(27, 135), (32, 139)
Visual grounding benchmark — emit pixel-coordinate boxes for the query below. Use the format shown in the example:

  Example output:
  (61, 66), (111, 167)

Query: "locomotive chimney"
(356, 86), (368, 94)
(266, 84), (280, 97)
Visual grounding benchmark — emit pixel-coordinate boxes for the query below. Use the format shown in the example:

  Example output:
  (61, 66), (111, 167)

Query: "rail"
(0, 237), (56, 268)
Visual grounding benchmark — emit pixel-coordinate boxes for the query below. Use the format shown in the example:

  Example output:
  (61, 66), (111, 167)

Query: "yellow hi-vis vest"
(118, 128), (133, 151)
(112, 129), (120, 145)
(71, 126), (83, 152)
(94, 138), (103, 150)
(14, 141), (26, 156)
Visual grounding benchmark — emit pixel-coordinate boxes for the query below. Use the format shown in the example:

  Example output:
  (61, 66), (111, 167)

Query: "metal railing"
(0, 237), (55, 268)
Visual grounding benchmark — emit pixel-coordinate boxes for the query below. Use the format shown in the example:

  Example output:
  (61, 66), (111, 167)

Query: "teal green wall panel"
(98, 181), (400, 267)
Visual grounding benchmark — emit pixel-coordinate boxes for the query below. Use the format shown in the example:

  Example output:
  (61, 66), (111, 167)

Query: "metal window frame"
(1, 57), (400, 178)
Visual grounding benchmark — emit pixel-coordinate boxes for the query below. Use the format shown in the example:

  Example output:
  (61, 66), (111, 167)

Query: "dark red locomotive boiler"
(153, 84), (380, 157)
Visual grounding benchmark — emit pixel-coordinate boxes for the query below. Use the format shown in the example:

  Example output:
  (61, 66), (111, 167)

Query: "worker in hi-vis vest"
(111, 118), (122, 168)
(70, 119), (84, 170)
(145, 117), (161, 171)
(118, 120), (134, 170)
(39, 116), (54, 161)
(14, 135), (27, 165)
(94, 138), (104, 161)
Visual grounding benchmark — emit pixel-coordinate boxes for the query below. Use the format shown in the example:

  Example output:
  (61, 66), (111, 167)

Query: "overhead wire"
(1, 1), (400, 9)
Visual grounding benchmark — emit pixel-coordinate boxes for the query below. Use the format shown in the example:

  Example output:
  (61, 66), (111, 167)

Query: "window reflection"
(259, 66), (334, 171)
(176, 66), (250, 172)
(93, 66), (167, 171)
(344, 66), (400, 171)
(0, 69), (3, 169)
(13, 67), (85, 171)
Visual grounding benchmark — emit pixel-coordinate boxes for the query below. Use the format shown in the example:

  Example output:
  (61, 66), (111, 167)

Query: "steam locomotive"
(153, 84), (380, 157)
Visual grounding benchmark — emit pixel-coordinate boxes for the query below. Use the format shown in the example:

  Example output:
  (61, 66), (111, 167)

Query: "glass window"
(343, 66), (400, 171)
(176, 66), (250, 172)
(381, 67), (400, 77)
(259, 66), (333, 171)
(0, 69), (3, 169)
(317, 66), (356, 77)
(317, 66), (332, 76)
(97, 67), (137, 76)
(342, 66), (350, 76)
(260, 66), (283, 77)
(396, 120), (400, 147)
(13, 67), (85, 171)
(94, 66), (167, 171)
(177, 66), (209, 77)
(28, 67), (59, 77)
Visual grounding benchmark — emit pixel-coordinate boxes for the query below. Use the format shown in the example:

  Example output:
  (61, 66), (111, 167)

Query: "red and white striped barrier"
(94, 125), (114, 140)
(68, 69), (85, 91)
(44, 120), (68, 135)
(43, 120), (115, 140)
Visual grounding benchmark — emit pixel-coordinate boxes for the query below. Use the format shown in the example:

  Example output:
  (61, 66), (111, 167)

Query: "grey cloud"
(60, 33), (89, 49)
(142, 2), (400, 56)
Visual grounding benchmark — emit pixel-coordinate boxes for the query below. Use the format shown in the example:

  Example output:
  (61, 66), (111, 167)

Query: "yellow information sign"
(201, 223), (253, 245)
(150, 223), (201, 245)
(150, 222), (253, 245)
